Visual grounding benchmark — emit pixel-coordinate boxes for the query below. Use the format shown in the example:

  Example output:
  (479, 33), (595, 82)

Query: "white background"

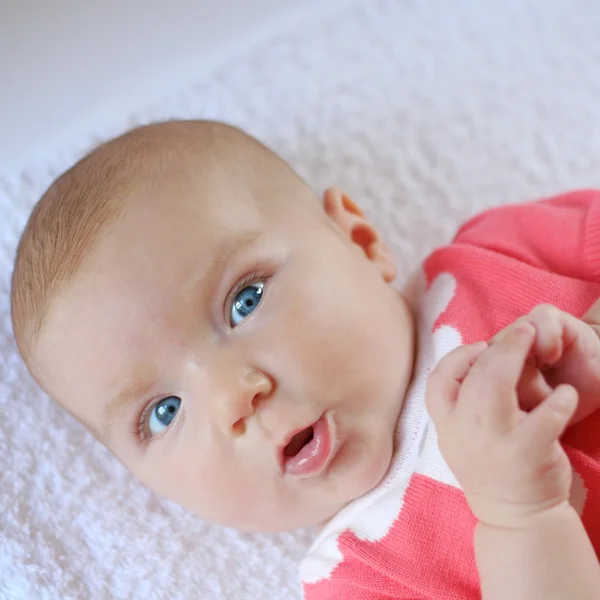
(0, 0), (344, 173)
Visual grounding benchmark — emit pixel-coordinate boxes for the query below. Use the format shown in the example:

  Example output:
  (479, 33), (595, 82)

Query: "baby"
(11, 120), (600, 599)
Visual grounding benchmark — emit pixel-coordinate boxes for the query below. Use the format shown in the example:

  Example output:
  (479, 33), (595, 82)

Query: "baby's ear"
(323, 187), (396, 283)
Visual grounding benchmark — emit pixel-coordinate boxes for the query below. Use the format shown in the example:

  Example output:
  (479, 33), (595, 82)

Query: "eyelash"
(134, 399), (160, 442)
(132, 270), (269, 443)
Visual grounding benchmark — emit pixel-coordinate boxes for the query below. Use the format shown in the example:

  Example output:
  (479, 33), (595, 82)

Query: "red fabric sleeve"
(453, 189), (600, 284)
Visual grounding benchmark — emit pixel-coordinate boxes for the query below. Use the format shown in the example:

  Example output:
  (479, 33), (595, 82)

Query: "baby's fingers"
(460, 324), (535, 428)
(517, 384), (578, 452)
(493, 305), (564, 366)
(517, 362), (554, 412)
(524, 304), (566, 365)
(426, 342), (487, 422)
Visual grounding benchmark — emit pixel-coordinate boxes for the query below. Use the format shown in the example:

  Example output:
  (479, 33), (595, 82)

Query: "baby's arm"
(427, 324), (600, 600)
(475, 503), (599, 600)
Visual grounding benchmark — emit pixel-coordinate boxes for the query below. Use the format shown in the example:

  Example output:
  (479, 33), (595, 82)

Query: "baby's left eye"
(231, 281), (264, 327)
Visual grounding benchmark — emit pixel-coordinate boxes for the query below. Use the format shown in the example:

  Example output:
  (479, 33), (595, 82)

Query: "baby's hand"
(427, 324), (578, 529)
(498, 304), (600, 425)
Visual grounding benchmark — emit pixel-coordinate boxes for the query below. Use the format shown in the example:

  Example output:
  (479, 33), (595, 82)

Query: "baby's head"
(11, 121), (415, 532)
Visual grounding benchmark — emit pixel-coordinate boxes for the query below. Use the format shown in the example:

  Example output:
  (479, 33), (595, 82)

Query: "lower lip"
(284, 414), (334, 478)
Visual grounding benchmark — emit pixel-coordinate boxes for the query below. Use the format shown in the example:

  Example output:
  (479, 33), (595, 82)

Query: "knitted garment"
(301, 190), (600, 599)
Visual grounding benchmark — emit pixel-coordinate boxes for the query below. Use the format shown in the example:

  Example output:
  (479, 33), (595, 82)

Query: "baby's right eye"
(230, 280), (265, 327)
(145, 396), (181, 437)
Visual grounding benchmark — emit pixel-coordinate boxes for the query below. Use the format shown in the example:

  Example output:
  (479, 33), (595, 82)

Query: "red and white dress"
(300, 190), (600, 600)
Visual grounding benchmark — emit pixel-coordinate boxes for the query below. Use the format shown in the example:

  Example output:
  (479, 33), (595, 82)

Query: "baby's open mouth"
(283, 426), (315, 459)
(280, 415), (334, 477)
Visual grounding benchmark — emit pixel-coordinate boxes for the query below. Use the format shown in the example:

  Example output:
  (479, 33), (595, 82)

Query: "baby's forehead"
(120, 159), (312, 240)
(120, 178), (266, 241)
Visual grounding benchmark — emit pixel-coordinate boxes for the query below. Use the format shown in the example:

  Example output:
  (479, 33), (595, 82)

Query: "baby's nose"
(222, 368), (274, 437)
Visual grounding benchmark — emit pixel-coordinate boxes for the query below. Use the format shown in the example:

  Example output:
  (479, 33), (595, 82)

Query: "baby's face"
(35, 172), (415, 532)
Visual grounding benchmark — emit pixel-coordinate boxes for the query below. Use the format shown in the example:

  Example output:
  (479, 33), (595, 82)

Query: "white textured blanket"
(1, 0), (599, 598)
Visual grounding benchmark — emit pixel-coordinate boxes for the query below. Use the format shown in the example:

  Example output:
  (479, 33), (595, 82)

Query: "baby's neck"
(400, 270), (425, 319)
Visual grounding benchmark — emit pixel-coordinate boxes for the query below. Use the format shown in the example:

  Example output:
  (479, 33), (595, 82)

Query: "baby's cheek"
(187, 451), (281, 527)
(336, 424), (395, 499)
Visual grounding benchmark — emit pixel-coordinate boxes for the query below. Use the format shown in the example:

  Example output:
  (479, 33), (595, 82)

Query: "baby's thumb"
(518, 384), (578, 449)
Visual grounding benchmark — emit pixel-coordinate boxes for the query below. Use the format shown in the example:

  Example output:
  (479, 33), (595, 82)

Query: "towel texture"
(1, 0), (599, 598)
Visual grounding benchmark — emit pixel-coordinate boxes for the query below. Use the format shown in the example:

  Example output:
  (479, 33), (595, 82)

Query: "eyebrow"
(100, 229), (263, 439)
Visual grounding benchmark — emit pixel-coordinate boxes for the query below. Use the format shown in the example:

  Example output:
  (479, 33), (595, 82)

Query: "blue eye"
(147, 396), (181, 437)
(230, 281), (264, 326)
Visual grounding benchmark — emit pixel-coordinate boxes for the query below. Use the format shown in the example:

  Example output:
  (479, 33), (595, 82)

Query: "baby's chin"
(216, 458), (395, 534)
(307, 428), (397, 531)
(350, 432), (396, 497)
